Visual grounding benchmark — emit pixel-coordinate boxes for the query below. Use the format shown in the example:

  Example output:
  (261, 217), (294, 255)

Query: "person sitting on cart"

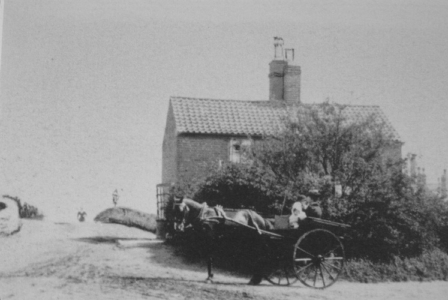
(300, 194), (323, 219)
(289, 199), (306, 229)
(289, 195), (322, 228)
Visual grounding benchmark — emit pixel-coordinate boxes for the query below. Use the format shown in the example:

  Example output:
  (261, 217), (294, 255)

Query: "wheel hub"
(313, 254), (324, 264)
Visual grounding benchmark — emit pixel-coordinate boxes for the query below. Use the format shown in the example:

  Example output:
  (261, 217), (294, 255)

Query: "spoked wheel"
(265, 259), (298, 286)
(293, 229), (345, 289)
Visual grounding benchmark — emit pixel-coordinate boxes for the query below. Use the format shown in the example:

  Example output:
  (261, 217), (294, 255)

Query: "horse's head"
(172, 196), (189, 232)
(289, 201), (307, 229)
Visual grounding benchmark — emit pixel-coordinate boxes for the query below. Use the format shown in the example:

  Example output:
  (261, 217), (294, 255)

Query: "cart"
(220, 215), (350, 289)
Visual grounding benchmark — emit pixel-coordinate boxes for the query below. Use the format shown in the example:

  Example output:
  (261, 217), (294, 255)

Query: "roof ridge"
(170, 96), (382, 108)
(170, 96), (270, 103)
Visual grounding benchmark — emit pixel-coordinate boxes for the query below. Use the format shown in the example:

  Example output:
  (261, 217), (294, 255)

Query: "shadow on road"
(74, 236), (153, 245)
(105, 275), (249, 287)
(73, 234), (252, 283)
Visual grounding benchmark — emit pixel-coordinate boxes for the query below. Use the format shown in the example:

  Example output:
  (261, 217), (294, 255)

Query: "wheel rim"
(293, 229), (345, 289)
(265, 260), (298, 286)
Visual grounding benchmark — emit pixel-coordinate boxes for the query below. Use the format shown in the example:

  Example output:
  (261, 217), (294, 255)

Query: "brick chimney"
(269, 37), (301, 103)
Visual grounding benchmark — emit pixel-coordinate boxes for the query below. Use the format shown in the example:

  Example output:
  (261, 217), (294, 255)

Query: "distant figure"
(112, 189), (119, 207)
(77, 208), (87, 222)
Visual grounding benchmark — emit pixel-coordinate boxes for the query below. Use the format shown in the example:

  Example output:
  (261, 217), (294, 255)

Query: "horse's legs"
(248, 235), (272, 285)
(248, 272), (263, 285)
(248, 250), (264, 285)
(204, 226), (215, 283)
(206, 252), (214, 282)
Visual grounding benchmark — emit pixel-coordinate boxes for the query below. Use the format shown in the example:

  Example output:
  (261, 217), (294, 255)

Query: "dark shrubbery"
(325, 168), (448, 260)
(3, 195), (44, 220)
(193, 163), (282, 215)
(344, 249), (448, 282)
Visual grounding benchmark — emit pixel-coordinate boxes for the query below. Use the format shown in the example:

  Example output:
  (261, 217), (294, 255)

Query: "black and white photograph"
(1, 1), (448, 299)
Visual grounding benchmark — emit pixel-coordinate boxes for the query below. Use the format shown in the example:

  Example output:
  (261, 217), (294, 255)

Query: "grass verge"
(343, 249), (448, 283)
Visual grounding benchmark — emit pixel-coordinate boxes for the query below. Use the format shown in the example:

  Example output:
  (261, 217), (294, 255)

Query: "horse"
(172, 197), (274, 284)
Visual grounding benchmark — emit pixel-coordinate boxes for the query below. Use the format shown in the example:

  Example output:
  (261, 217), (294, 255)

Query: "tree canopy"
(194, 103), (401, 213)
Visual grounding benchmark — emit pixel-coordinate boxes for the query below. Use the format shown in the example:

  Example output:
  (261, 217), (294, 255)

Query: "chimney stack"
(269, 37), (301, 103)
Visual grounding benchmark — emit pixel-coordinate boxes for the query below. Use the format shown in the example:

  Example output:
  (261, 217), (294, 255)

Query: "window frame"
(229, 138), (252, 164)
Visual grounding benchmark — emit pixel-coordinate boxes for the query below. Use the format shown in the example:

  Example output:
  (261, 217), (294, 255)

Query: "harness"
(196, 203), (227, 226)
(197, 202), (208, 221)
(174, 200), (227, 229)
(174, 200), (271, 236)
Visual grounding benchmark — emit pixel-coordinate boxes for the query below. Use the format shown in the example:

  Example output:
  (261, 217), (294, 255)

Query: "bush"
(193, 163), (283, 215)
(324, 169), (448, 260)
(344, 249), (448, 282)
(2, 195), (44, 220)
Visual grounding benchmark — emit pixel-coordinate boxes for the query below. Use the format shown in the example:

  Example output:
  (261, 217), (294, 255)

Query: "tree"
(191, 103), (399, 214)
(251, 102), (400, 206)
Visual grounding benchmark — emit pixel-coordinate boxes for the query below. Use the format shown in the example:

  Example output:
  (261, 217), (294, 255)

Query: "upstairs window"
(229, 138), (252, 164)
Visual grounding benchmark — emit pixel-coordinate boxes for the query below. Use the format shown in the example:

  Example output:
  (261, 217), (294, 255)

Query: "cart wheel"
(293, 229), (345, 289)
(265, 259), (298, 286)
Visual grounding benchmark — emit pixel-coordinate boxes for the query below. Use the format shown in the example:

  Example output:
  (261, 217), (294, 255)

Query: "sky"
(1, 0), (447, 221)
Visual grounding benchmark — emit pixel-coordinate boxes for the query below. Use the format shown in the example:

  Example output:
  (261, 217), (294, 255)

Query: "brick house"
(157, 38), (401, 221)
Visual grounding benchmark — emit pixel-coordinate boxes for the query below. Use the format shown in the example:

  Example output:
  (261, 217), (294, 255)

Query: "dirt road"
(1, 220), (447, 300)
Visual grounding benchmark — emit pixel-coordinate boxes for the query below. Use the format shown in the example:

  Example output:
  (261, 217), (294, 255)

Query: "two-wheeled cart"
(221, 215), (350, 289)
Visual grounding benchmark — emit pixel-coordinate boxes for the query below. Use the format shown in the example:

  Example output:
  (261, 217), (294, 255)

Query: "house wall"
(176, 134), (230, 184)
(162, 104), (177, 184)
(164, 131), (403, 185)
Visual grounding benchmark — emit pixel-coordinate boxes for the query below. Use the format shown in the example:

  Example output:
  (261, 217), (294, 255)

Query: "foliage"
(340, 176), (448, 260)
(180, 102), (448, 261)
(251, 103), (399, 203)
(2, 195), (44, 220)
(190, 102), (402, 213)
(193, 163), (283, 215)
(344, 249), (448, 282)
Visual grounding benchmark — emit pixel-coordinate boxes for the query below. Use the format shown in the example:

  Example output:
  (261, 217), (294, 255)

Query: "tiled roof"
(170, 96), (400, 140)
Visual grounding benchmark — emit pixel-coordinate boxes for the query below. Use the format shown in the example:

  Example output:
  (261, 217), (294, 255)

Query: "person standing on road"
(77, 208), (87, 222)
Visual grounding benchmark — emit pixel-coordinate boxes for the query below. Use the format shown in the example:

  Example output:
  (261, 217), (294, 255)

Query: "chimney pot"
(273, 37), (284, 60)
(285, 48), (294, 62)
